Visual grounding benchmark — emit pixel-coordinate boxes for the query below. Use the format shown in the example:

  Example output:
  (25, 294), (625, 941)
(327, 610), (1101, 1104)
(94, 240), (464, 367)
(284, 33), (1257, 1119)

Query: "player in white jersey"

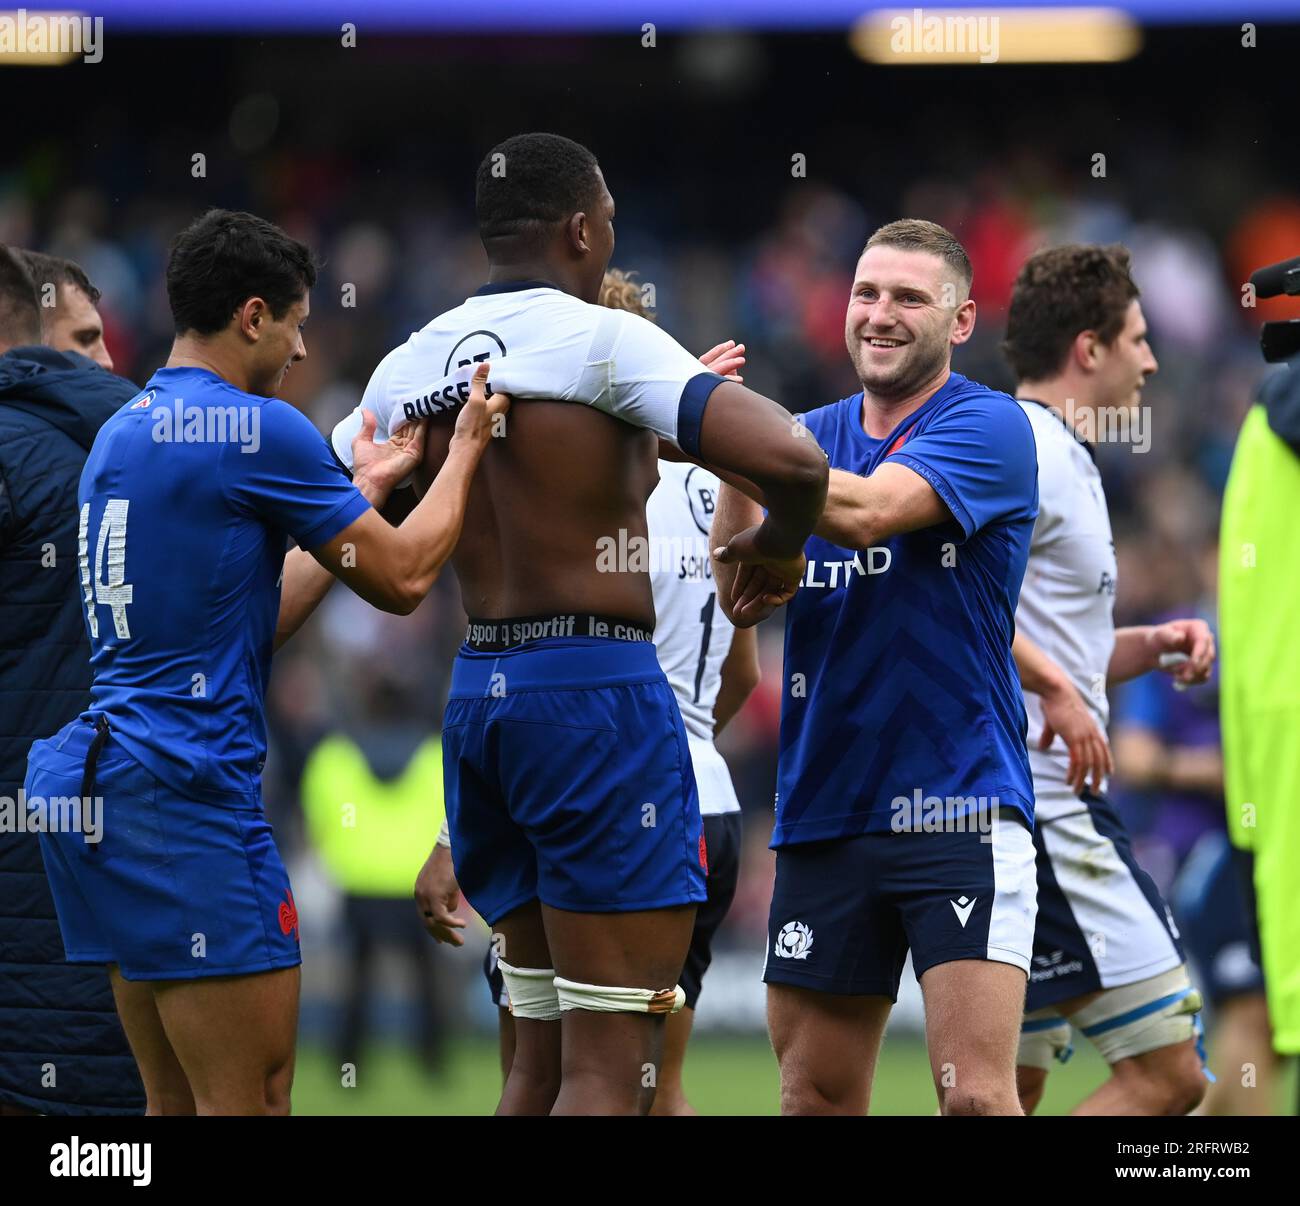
(607, 273), (758, 1113)
(1004, 244), (1216, 1114)
(416, 270), (760, 1114)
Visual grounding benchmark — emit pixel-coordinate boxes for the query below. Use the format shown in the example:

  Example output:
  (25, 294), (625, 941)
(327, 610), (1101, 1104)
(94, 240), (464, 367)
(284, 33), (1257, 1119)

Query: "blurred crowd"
(5, 57), (1298, 1049)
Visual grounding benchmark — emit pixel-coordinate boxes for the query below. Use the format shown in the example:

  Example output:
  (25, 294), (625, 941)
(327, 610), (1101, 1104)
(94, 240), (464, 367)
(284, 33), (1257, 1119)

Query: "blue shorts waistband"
(449, 637), (664, 697)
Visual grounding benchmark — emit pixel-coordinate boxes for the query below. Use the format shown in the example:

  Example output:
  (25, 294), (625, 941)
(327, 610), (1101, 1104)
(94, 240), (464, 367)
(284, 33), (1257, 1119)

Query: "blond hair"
(599, 268), (655, 321)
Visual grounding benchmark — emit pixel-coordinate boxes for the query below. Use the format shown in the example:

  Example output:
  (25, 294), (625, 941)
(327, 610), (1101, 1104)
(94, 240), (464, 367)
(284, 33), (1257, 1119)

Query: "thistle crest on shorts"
(774, 920), (814, 960)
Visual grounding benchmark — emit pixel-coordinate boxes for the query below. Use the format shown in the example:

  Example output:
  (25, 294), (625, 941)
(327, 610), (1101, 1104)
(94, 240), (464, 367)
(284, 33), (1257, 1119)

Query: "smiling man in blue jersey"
(713, 219), (1040, 1115)
(25, 209), (506, 1115)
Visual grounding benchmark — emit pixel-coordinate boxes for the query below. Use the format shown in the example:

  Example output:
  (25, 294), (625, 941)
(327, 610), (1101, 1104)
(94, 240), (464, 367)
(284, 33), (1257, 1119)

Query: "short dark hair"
(165, 209), (316, 336)
(865, 219), (973, 293)
(1003, 244), (1140, 382)
(0, 245), (41, 347)
(16, 249), (101, 307)
(475, 133), (603, 253)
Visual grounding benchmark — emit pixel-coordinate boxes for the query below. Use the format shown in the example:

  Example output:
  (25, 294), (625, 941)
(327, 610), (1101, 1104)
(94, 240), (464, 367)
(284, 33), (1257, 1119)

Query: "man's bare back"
(418, 400), (659, 624)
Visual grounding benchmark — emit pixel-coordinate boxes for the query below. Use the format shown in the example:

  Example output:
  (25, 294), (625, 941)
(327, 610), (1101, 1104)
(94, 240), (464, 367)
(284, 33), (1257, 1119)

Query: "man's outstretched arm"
(694, 379), (829, 561)
(719, 462), (951, 543)
(1012, 628), (1113, 795)
(812, 463), (950, 548)
(692, 381), (831, 631)
(1108, 621), (1215, 687)
(275, 412), (426, 650)
(711, 462), (950, 626)
(710, 482), (769, 627)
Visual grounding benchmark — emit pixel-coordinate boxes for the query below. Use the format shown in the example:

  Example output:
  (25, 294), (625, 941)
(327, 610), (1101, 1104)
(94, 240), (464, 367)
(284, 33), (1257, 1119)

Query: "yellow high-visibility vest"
(1219, 404), (1300, 1052)
(301, 734), (445, 898)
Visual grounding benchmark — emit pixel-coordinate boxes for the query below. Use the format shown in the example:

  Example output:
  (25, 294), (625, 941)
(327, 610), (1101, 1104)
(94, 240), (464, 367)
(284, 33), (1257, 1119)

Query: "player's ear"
(951, 297), (977, 346)
(568, 211), (589, 254)
(1073, 329), (1100, 372)
(239, 297), (265, 341)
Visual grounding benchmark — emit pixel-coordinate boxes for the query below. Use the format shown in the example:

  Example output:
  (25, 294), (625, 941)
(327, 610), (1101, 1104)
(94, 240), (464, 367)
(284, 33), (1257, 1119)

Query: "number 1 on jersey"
(78, 498), (134, 640)
(693, 592), (715, 704)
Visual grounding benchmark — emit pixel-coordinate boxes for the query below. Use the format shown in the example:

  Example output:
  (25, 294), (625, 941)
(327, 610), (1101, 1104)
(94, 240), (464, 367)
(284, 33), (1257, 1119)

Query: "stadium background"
(4, 2), (1298, 1112)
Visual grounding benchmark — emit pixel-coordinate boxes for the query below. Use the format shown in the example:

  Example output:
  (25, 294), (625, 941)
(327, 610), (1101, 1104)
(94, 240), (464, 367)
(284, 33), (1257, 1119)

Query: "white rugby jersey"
(331, 280), (722, 467)
(1015, 399), (1119, 822)
(647, 460), (740, 817)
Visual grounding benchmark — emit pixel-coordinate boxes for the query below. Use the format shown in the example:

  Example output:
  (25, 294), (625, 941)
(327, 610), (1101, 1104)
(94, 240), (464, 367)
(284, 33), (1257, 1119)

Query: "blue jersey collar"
(146, 365), (230, 389)
(847, 371), (963, 461)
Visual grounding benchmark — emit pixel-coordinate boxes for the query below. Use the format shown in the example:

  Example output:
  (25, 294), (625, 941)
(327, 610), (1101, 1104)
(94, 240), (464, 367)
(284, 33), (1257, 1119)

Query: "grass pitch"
(294, 1033), (1130, 1116)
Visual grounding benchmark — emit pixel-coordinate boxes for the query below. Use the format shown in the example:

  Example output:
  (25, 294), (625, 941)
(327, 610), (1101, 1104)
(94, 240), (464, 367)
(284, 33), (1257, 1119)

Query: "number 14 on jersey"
(78, 498), (134, 640)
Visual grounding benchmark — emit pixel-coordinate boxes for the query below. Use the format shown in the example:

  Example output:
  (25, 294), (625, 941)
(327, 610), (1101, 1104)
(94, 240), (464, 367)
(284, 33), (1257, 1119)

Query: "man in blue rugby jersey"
(25, 209), (506, 1115)
(713, 219), (1040, 1115)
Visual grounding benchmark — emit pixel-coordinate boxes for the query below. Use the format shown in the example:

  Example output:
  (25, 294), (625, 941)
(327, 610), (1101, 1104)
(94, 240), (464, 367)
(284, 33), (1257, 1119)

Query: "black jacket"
(0, 346), (145, 1114)
(1263, 357), (1300, 456)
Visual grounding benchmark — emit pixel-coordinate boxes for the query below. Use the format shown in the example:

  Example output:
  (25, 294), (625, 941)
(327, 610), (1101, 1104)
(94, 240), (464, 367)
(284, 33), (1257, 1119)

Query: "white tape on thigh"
(498, 960), (561, 1022)
(1018, 1008), (1073, 1070)
(1072, 965), (1203, 1064)
(554, 977), (686, 1015)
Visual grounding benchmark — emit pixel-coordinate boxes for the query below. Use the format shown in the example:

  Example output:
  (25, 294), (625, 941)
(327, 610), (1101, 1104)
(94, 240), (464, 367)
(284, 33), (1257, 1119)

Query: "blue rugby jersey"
(774, 371), (1038, 844)
(76, 366), (370, 804)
